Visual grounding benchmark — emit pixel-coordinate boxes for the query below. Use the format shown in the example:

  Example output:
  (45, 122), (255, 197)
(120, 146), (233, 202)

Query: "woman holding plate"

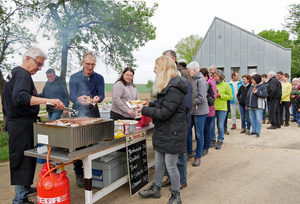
(110, 67), (139, 120)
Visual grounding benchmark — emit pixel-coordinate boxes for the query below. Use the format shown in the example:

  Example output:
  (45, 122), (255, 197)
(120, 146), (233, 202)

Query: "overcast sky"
(24, 0), (298, 84)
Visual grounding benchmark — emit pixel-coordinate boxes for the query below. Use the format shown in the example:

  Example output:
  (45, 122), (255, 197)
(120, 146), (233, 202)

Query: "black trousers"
(279, 102), (290, 125)
(269, 99), (281, 127)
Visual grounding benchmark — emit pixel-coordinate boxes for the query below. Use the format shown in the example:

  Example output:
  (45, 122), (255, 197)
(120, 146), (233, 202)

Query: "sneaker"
(298, 124), (300, 127)
(139, 184), (161, 199)
(167, 191), (182, 204)
(202, 148), (209, 157)
(215, 140), (223, 150)
(291, 119), (297, 122)
(267, 120), (271, 124)
(161, 179), (171, 187)
(267, 126), (277, 129)
(231, 124), (236, 130)
(209, 139), (216, 148)
(186, 153), (194, 161)
(193, 158), (201, 167)
(256, 133), (260, 138)
(76, 174), (85, 188)
(224, 130), (230, 135)
(262, 119), (266, 124)
(25, 187), (37, 196)
(17, 198), (35, 204)
(248, 132), (257, 136)
(284, 123), (289, 127)
(245, 129), (250, 134)
(277, 125), (281, 128)
(240, 128), (246, 134)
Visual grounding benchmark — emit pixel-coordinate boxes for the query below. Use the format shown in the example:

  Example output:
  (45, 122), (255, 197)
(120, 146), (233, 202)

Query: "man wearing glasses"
(38, 69), (70, 120)
(69, 51), (105, 187)
(2, 47), (65, 204)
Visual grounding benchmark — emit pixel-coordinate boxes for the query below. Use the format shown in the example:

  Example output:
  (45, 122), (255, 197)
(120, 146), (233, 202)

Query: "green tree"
(146, 79), (153, 89)
(284, 3), (300, 78)
(0, 0), (36, 102)
(174, 34), (202, 64)
(36, 0), (157, 82)
(257, 29), (292, 47)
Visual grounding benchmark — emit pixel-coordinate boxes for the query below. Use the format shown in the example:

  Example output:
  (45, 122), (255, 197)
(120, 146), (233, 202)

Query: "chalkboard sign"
(127, 139), (149, 196)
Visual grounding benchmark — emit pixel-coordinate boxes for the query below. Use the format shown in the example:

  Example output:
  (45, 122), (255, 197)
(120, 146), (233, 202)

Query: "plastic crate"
(92, 151), (128, 188)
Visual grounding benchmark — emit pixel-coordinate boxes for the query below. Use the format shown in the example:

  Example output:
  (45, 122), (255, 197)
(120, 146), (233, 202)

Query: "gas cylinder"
(37, 163), (71, 204)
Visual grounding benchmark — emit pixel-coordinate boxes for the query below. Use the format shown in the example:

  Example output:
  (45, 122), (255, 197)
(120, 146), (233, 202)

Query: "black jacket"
(237, 83), (251, 107)
(246, 82), (268, 109)
(142, 76), (188, 154)
(267, 77), (282, 100)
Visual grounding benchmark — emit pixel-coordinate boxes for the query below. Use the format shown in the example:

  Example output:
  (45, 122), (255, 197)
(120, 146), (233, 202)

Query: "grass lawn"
(105, 83), (150, 93)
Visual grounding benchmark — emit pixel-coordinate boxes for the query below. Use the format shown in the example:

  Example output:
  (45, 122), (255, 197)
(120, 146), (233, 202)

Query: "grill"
(34, 118), (114, 152)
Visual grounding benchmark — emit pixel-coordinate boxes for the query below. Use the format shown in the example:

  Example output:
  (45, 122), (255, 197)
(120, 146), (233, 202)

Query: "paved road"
(1, 119), (300, 204)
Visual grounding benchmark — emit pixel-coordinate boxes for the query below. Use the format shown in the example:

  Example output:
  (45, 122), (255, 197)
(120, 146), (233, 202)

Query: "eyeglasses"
(83, 61), (96, 67)
(47, 75), (55, 78)
(31, 57), (44, 67)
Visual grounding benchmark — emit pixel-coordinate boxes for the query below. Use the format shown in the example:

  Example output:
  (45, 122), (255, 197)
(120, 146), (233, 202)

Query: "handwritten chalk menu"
(126, 131), (149, 196)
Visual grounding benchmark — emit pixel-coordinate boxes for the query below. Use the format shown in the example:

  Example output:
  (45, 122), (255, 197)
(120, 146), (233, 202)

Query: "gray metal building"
(193, 17), (291, 80)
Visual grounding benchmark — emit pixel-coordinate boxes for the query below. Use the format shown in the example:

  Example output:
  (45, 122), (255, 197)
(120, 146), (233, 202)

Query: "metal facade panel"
(241, 32), (248, 52)
(257, 50), (265, 72)
(264, 43), (277, 66)
(231, 31), (240, 66)
(201, 38), (210, 66)
(224, 23), (232, 53)
(248, 34), (257, 66)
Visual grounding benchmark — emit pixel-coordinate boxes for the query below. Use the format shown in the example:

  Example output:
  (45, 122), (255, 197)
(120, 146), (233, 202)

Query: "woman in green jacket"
(210, 70), (233, 150)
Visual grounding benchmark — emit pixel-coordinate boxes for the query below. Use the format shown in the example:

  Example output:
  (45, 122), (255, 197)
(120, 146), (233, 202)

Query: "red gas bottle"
(37, 163), (71, 204)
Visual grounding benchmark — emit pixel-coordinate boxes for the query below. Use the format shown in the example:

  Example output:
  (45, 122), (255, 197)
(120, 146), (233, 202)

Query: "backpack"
(207, 83), (215, 106)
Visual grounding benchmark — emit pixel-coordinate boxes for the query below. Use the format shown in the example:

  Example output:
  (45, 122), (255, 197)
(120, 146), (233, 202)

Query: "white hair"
(268, 71), (276, 77)
(22, 47), (47, 63)
(292, 78), (299, 82)
(208, 65), (218, 71)
(187, 61), (200, 72)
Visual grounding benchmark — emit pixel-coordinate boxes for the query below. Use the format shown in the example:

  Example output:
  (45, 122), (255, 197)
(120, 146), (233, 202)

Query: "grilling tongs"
(46, 102), (79, 116)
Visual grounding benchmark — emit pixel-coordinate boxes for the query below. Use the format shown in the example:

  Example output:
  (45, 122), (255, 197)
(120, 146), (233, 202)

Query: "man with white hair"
(2, 47), (65, 204)
(267, 71), (282, 129)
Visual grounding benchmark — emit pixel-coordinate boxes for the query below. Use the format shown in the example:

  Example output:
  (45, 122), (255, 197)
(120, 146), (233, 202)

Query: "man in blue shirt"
(39, 69), (70, 120)
(69, 51), (105, 118)
(69, 51), (105, 187)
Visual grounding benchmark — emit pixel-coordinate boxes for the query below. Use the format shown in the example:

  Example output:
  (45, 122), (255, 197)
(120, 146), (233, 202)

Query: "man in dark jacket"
(2, 47), (65, 204)
(39, 69), (70, 120)
(267, 71), (282, 129)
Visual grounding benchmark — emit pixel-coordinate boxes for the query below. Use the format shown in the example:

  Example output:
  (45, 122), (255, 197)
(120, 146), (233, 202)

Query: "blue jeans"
(291, 102), (298, 120)
(153, 151), (180, 192)
(210, 114), (216, 139)
(204, 116), (214, 149)
(297, 112), (300, 126)
(215, 111), (227, 141)
(224, 101), (230, 130)
(48, 110), (63, 120)
(249, 108), (263, 133)
(13, 185), (30, 203)
(193, 114), (207, 158)
(187, 119), (194, 155)
(239, 105), (251, 130)
(166, 153), (187, 185)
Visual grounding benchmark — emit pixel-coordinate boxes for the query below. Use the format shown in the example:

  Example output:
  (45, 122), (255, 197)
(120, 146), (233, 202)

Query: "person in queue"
(245, 74), (268, 137)
(69, 51), (105, 118)
(280, 73), (292, 127)
(208, 65), (218, 146)
(136, 55), (187, 204)
(291, 78), (300, 122)
(38, 68), (70, 120)
(267, 71), (282, 129)
(110, 67), (138, 120)
(228, 72), (243, 130)
(187, 62), (209, 167)
(199, 68), (217, 157)
(237, 74), (252, 134)
(160, 50), (193, 190)
(261, 74), (270, 124)
(276, 71), (284, 83)
(2, 47), (65, 204)
(69, 51), (105, 188)
(210, 70), (233, 149)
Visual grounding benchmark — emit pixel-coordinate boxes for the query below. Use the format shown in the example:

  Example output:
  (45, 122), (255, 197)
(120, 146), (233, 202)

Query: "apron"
(7, 117), (37, 185)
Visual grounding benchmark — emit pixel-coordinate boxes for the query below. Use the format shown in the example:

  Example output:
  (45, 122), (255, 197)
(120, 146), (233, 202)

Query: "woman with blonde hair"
(136, 55), (188, 204)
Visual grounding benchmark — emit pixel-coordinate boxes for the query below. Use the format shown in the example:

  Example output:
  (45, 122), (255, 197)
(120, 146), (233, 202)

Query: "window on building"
(248, 66), (257, 76)
(231, 67), (240, 75)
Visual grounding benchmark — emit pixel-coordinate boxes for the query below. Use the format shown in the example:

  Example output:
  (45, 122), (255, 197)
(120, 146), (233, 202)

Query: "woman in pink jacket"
(200, 68), (217, 156)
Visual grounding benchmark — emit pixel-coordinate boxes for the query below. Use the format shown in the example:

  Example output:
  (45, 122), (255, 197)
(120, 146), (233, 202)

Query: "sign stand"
(126, 130), (149, 196)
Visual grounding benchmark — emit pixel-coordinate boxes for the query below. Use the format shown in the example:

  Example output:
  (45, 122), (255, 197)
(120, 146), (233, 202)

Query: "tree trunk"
(60, 30), (69, 83)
